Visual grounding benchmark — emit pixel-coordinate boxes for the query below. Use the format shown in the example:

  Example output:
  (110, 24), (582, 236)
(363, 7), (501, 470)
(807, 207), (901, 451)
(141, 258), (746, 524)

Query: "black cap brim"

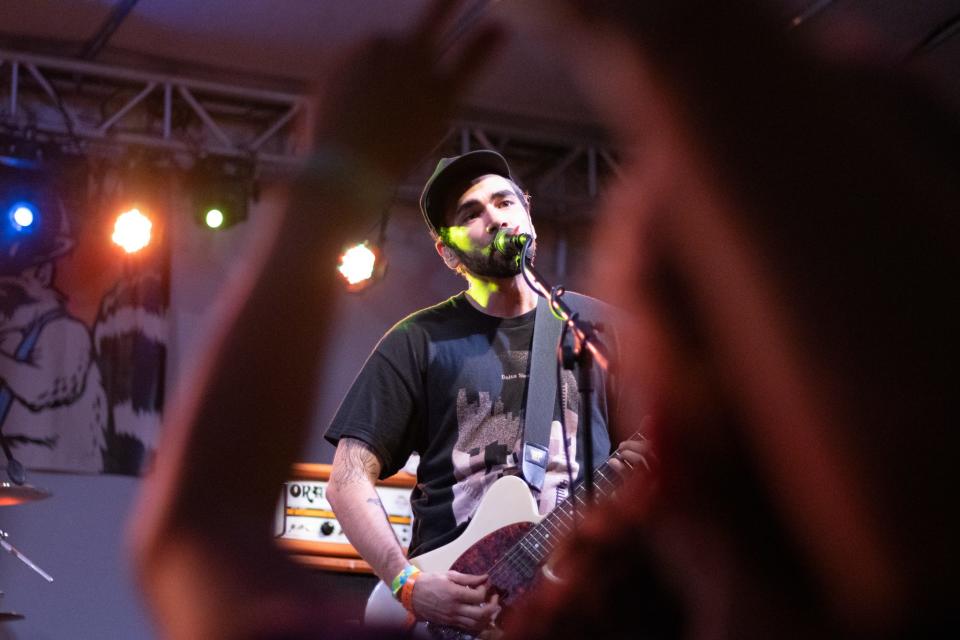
(419, 150), (512, 235)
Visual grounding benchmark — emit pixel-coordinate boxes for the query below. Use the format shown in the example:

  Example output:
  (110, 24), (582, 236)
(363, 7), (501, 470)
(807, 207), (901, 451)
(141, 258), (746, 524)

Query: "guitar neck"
(512, 433), (640, 566)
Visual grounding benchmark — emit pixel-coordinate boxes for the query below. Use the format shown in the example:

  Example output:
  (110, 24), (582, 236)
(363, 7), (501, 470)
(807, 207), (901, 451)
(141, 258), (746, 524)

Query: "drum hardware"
(0, 528), (54, 582)
(0, 482), (51, 507)
(0, 578), (24, 622)
(0, 453), (53, 624)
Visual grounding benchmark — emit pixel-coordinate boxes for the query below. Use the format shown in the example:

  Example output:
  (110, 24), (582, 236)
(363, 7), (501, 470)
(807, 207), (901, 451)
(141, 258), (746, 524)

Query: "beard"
(448, 239), (537, 279)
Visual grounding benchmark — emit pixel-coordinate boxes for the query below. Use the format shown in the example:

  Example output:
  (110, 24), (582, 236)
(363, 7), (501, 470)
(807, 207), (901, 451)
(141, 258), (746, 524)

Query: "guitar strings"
(483, 429), (645, 583)
(482, 460), (622, 587)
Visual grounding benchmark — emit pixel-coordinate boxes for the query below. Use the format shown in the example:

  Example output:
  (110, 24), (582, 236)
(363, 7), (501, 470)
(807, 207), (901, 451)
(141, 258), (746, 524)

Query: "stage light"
(338, 242), (381, 289)
(204, 208), (225, 229)
(191, 158), (252, 231)
(7, 201), (38, 231)
(112, 208), (153, 254)
(336, 213), (390, 291)
(2, 151), (85, 290)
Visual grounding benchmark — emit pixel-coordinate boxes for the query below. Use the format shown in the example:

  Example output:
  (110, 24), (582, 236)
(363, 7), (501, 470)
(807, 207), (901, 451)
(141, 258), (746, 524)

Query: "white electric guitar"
(365, 439), (640, 639)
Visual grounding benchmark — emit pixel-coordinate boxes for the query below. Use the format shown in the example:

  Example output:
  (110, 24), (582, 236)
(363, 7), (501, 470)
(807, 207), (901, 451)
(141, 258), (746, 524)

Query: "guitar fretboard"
(492, 454), (628, 582)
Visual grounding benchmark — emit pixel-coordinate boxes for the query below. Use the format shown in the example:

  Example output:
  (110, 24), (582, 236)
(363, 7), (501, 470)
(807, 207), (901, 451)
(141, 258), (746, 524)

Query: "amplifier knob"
(320, 522), (335, 536)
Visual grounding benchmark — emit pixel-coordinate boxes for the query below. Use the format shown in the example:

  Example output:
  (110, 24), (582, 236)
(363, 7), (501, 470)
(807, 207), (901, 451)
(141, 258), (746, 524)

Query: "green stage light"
(204, 208), (224, 229)
(191, 158), (252, 231)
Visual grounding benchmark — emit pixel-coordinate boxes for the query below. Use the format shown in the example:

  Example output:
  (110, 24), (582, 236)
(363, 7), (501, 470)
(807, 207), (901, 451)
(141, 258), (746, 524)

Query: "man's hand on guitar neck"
(411, 570), (501, 636)
(608, 435), (656, 478)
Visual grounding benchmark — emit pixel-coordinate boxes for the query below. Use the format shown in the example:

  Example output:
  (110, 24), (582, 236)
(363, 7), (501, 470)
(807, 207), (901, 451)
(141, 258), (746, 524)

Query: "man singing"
(326, 149), (646, 635)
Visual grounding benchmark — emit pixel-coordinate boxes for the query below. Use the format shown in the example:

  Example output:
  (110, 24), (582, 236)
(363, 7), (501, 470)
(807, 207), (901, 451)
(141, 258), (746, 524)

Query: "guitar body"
(363, 435), (639, 637)
(365, 475), (544, 632)
(413, 475), (543, 574)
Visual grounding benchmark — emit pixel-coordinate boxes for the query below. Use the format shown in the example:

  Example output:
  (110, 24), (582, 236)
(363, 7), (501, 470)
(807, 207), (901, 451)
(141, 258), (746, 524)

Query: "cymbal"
(0, 482), (51, 506)
(0, 611), (25, 621)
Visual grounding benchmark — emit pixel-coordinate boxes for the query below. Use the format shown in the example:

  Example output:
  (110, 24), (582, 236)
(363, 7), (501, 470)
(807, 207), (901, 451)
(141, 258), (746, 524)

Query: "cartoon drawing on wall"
(95, 269), (167, 475)
(0, 198), (107, 475)
(1, 181), (166, 478)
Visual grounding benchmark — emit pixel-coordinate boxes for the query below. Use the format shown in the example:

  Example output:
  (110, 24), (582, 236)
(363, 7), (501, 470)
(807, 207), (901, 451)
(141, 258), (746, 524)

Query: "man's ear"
(435, 238), (460, 270)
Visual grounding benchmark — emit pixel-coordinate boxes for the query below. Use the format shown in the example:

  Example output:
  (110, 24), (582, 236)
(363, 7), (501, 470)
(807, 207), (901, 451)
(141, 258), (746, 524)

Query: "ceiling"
(0, 0), (600, 129)
(2, 0), (960, 133)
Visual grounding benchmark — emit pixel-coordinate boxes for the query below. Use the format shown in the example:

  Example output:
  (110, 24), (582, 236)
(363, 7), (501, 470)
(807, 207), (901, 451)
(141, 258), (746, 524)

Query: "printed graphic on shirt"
(450, 348), (527, 525)
(450, 354), (582, 524)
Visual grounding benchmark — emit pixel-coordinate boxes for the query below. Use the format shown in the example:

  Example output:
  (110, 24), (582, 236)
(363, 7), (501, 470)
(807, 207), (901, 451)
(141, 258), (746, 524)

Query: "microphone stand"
(516, 237), (613, 505)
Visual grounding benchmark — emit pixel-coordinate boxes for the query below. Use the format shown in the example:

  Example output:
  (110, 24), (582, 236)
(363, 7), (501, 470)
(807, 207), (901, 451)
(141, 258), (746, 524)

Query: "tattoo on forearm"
(366, 496), (391, 521)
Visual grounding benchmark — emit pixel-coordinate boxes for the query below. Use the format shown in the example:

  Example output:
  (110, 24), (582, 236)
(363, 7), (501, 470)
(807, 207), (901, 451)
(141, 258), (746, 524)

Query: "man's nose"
(485, 219), (509, 235)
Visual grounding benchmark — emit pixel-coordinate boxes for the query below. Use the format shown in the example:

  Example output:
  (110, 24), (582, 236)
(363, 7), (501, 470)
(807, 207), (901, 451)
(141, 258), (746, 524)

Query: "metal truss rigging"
(0, 48), (618, 219)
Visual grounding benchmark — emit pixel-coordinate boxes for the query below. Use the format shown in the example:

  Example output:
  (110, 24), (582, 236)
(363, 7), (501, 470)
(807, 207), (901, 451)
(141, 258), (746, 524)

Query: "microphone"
(492, 229), (531, 256)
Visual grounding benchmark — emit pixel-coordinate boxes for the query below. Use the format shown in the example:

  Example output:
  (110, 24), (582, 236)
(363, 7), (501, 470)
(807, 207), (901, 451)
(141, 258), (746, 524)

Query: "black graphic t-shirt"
(325, 292), (616, 557)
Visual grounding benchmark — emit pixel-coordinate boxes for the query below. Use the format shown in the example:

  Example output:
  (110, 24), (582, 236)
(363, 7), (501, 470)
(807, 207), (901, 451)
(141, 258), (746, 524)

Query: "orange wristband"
(400, 571), (418, 615)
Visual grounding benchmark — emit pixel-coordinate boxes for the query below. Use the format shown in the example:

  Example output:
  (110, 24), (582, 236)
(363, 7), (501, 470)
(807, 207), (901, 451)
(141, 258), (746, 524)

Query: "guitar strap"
(520, 296), (562, 492)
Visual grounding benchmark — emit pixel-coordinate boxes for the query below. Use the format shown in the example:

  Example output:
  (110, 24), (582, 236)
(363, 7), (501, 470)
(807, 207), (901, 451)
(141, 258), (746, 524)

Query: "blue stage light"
(7, 201), (38, 231)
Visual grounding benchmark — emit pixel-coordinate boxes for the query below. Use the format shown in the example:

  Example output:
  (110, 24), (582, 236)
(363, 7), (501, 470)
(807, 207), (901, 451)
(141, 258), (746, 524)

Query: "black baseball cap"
(419, 150), (513, 236)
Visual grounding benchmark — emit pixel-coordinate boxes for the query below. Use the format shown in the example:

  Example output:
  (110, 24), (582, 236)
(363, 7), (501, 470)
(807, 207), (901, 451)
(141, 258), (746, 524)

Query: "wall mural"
(0, 163), (167, 478)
